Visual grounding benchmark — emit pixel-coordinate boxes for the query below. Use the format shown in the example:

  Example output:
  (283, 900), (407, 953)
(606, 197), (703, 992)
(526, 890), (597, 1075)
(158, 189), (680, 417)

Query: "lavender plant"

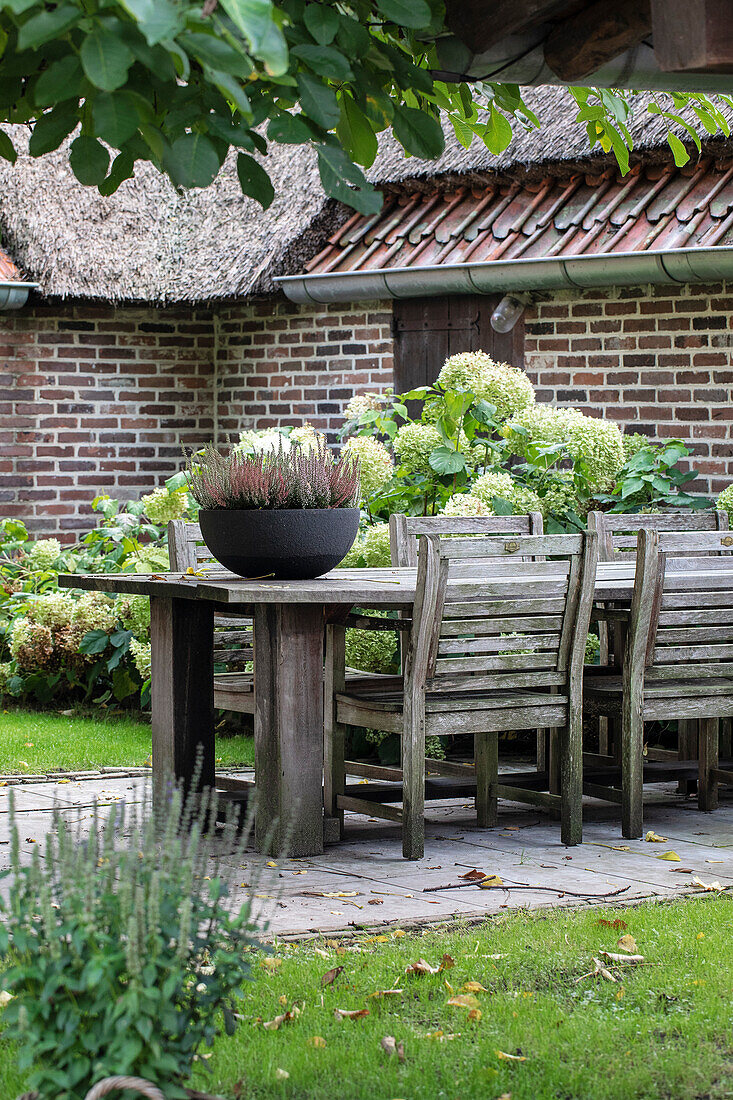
(185, 441), (360, 510)
(0, 784), (263, 1100)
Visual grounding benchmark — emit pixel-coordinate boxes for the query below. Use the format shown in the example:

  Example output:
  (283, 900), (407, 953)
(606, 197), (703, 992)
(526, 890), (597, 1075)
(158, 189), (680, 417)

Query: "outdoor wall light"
(490, 293), (530, 333)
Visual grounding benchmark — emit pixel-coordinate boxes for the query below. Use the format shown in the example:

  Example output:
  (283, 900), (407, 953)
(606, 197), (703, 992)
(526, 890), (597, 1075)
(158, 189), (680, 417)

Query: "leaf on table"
(368, 898), (384, 905)
(447, 994), (480, 1009)
(496, 1050), (527, 1062)
(597, 919), (627, 930)
(645, 831), (668, 843)
(478, 875), (503, 889)
(691, 876), (723, 892)
(406, 958), (439, 976)
(460, 868), (489, 881)
(657, 851), (681, 861)
(321, 965), (344, 987)
(617, 934), (639, 953)
(306, 891), (360, 898)
(601, 951), (644, 964)
(369, 989), (403, 999)
(463, 981), (488, 992)
(307, 1036), (326, 1048)
(670, 867), (695, 873)
(439, 953), (455, 971)
(334, 1008), (370, 1020)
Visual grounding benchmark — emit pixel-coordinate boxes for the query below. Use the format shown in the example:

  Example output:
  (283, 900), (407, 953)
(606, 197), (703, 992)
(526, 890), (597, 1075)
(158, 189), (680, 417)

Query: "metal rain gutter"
(0, 282), (37, 309)
(275, 247), (733, 305)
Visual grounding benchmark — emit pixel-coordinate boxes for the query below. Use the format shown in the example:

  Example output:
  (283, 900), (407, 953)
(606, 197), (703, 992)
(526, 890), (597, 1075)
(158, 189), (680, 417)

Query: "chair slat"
(389, 511), (544, 568)
(441, 614), (563, 636)
(438, 633), (561, 655)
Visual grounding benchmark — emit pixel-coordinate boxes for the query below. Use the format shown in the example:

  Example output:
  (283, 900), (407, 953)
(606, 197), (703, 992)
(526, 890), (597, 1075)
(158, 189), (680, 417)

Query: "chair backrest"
(389, 512), (544, 568)
(405, 531), (598, 700)
(627, 529), (733, 688)
(167, 520), (251, 665)
(587, 510), (730, 562)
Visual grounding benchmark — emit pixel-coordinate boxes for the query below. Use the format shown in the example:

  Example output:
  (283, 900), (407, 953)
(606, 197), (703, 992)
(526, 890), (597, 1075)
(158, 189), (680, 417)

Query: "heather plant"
(0, 782), (262, 1100)
(186, 441), (360, 511)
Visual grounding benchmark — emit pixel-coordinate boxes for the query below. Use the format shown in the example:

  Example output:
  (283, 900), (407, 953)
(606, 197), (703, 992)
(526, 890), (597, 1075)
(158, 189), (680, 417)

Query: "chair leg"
(402, 695), (425, 860)
(475, 733), (498, 828)
(324, 625), (345, 839)
(560, 715), (583, 847)
(621, 704), (644, 840)
(719, 717), (731, 761)
(678, 719), (698, 795)
(536, 728), (547, 773)
(698, 717), (719, 812)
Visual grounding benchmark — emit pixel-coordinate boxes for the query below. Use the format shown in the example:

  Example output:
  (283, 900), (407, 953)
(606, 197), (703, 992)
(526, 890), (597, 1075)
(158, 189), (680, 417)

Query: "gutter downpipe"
(274, 247), (733, 305)
(0, 283), (37, 309)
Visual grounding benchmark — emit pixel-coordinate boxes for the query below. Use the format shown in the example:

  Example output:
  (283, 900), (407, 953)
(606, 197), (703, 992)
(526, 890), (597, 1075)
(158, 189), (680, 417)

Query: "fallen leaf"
(478, 875), (504, 889)
(670, 867), (695, 873)
(468, 1008), (482, 1021)
(0, 991), (14, 1008)
(275, 1068), (289, 1080)
(369, 989), (403, 999)
(496, 1051), (526, 1062)
(392, 929), (406, 938)
(381, 1035), (406, 1063)
(645, 831), (668, 843)
(334, 1008), (370, 1020)
(307, 1036), (326, 1048)
(368, 898), (384, 906)
(279, 995), (288, 1006)
(697, 932), (705, 940)
(691, 876), (723, 892)
(406, 958), (439, 976)
(601, 951), (644, 965)
(321, 966), (344, 988)
(657, 851), (681, 862)
(460, 869), (489, 881)
(463, 981), (488, 993)
(260, 958), (282, 972)
(266, 861), (278, 868)
(597, 919), (627, 930)
(263, 1007), (300, 1030)
(447, 994), (480, 1009)
(314, 947), (329, 959)
(425, 1030), (460, 1041)
(617, 934), (638, 953)
(439, 953), (455, 971)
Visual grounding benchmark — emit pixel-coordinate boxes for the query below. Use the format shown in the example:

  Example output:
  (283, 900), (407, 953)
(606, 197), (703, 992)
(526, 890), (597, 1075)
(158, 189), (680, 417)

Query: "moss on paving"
(0, 706), (254, 774)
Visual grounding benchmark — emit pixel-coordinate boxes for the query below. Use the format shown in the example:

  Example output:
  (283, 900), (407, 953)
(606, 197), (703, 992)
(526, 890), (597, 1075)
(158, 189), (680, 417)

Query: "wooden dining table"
(61, 558), (733, 856)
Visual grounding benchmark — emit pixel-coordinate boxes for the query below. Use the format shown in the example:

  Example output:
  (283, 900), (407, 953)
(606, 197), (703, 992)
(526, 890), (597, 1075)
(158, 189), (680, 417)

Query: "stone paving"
(0, 770), (730, 939)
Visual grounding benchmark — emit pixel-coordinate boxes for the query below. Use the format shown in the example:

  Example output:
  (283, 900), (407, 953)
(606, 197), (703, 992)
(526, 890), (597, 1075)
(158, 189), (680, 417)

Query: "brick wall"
(524, 281), (733, 496)
(0, 302), (216, 541)
(216, 298), (394, 442)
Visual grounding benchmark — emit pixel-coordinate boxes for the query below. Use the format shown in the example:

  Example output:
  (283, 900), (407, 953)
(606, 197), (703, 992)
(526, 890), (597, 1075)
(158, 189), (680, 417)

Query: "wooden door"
(392, 294), (525, 394)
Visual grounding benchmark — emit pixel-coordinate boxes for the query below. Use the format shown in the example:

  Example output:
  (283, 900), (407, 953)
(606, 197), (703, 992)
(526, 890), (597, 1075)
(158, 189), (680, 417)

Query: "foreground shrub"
(0, 784), (260, 1100)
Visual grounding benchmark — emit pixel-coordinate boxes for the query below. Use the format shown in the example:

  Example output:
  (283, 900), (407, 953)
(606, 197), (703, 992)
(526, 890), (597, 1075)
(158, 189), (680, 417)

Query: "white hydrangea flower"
(27, 592), (75, 629)
(717, 484), (733, 522)
(503, 406), (625, 491)
(437, 351), (535, 419)
(130, 638), (152, 680)
(236, 428), (291, 454)
(289, 423), (325, 451)
(473, 471), (541, 516)
(71, 593), (118, 636)
(344, 392), (385, 420)
(26, 538), (62, 571)
(393, 423), (442, 474)
(339, 523), (392, 568)
(342, 436), (393, 496)
(141, 487), (188, 525)
(442, 493), (491, 517)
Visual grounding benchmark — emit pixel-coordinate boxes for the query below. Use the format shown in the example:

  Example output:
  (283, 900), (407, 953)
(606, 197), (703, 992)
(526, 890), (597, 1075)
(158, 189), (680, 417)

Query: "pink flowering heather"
(185, 441), (361, 510)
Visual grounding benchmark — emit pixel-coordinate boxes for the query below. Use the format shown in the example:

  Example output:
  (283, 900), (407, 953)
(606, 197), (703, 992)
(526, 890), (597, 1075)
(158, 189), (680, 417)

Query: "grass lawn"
(0, 897), (731, 1097)
(0, 707), (254, 774)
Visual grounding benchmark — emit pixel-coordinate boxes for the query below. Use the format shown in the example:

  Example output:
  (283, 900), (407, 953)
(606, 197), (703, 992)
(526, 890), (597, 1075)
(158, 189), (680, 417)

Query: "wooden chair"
(586, 509), (732, 769)
(167, 520), (254, 715)
(584, 529), (733, 838)
(326, 530), (599, 858)
(388, 512), (544, 567)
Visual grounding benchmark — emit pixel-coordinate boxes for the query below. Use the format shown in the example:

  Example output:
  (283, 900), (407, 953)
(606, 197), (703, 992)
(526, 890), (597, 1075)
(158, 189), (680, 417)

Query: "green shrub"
(0, 784), (260, 1100)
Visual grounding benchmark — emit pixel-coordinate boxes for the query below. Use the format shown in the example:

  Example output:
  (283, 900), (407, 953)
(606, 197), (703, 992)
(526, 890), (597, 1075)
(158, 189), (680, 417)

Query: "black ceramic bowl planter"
(199, 507), (360, 579)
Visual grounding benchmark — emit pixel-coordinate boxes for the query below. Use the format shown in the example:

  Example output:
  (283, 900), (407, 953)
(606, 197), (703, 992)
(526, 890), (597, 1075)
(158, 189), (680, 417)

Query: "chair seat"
(336, 685), (568, 735)
(214, 672), (254, 714)
(584, 674), (733, 721)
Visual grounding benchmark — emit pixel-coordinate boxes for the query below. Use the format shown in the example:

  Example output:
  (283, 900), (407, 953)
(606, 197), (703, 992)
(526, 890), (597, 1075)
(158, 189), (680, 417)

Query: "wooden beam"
(651, 0), (733, 73)
(544, 0), (652, 81)
(444, 0), (575, 55)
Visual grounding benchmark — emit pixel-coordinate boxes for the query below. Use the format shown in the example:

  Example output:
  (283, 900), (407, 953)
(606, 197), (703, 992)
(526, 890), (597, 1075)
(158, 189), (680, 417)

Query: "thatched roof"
(2, 86), (732, 303)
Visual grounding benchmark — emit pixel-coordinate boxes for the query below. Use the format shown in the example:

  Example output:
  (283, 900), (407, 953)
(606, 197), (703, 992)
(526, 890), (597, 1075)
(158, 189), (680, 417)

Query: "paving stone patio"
(1, 770), (730, 939)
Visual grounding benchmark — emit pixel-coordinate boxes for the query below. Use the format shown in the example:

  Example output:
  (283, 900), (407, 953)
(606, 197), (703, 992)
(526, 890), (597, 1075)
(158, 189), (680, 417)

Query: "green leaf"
(98, 150), (135, 195)
(317, 144), (382, 215)
(667, 132), (690, 167)
(92, 92), (139, 147)
(218, 0), (288, 76)
(81, 30), (134, 92)
(79, 629), (110, 655)
(491, 495), (514, 516)
(236, 150), (274, 208)
(118, 0), (183, 45)
(376, 0), (432, 29)
(35, 55), (86, 107)
(206, 68), (252, 118)
(297, 72), (339, 130)
(17, 3), (79, 50)
(29, 101), (79, 156)
(164, 132), (221, 188)
(481, 104), (513, 153)
(291, 43), (352, 80)
(337, 93), (377, 166)
(428, 446), (466, 475)
(181, 31), (250, 76)
(69, 135), (110, 185)
(0, 129), (16, 164)
(392, 105), (444, 159)
(304, 3), (339, 45)
(267, 111), (313, 143)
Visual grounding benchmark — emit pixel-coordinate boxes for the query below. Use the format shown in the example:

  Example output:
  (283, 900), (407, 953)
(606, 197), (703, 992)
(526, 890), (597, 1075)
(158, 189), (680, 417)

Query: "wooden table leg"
(150, 596), (215, 799)
(254, 603), (326, 857)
